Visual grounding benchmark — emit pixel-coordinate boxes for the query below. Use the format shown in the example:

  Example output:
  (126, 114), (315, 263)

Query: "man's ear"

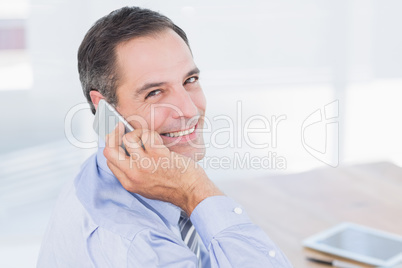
(89, 91), (105, 111)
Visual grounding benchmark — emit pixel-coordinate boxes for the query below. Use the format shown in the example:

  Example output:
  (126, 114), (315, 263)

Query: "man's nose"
(170, 87), (198, 119)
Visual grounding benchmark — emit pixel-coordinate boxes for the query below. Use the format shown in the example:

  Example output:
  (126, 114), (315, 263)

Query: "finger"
(141, 130), (168, 154)
(106, 160), (127, 180)
(106, 160), (135, 192)
(106, 122), (125, 148)
(104, 145), (131, 173)
(123, 129), (145, 152)
(104, 132), (130, 168)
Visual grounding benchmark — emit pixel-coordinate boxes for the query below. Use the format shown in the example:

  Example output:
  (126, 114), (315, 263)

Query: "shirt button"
(268, 250), (276, 258)
(233, 207), (243, 214)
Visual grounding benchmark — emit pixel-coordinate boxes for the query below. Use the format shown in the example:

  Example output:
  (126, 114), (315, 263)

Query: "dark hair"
(78, 6), (191, 114)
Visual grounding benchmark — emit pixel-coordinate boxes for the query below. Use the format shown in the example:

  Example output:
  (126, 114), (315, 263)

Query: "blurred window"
(0, 0), (32, 90)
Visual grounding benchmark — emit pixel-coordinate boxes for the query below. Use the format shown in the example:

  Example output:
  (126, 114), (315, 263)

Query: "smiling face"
(113, 29), (206, 161)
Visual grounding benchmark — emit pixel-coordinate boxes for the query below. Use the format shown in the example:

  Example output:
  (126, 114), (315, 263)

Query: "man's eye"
(185, 76), (198, 84)
(145, 89), (161, 99)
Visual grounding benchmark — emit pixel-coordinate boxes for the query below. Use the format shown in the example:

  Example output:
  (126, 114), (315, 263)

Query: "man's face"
(114, 29), (206, 161)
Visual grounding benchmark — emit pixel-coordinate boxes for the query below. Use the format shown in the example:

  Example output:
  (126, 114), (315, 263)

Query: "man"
(38, 6), (293, 267)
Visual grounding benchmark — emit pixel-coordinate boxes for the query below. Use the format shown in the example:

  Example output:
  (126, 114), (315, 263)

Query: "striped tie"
(178, 210), (201, 267)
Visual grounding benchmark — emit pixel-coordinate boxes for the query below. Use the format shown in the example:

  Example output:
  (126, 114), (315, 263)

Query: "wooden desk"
(214, 162), (402, 267)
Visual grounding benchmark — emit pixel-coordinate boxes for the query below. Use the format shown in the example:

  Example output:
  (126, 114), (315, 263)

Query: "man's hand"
(103, 122), (223, 215)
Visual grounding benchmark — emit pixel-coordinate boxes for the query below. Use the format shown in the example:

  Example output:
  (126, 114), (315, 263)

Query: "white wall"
(2, 0), (402, 169)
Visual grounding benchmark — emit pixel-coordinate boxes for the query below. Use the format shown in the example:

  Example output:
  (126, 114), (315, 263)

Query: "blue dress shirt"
(37, 146), (293, 267)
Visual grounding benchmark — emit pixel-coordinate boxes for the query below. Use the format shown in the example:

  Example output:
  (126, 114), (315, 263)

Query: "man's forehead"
(115, 29), (195, 87)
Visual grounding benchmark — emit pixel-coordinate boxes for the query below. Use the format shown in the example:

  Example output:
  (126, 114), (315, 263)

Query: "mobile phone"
(93, 99), (134, 144)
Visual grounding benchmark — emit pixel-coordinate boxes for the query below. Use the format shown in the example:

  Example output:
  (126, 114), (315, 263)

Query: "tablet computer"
(303, 222), (402, 267)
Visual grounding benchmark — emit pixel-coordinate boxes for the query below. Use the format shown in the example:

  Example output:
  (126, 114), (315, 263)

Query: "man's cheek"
(149, 110), (168, 131)
(194, 92), (206, 113)
(126, 113), (150, 130)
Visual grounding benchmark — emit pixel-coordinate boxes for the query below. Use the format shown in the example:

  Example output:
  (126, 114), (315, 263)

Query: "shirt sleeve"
(190, 196), (294, 268)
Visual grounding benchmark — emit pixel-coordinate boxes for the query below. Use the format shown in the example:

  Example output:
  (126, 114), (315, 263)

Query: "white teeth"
(164, 126), (195, 137)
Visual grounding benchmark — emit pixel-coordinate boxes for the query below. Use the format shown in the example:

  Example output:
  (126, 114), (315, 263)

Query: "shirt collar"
(96, 142), (181, 226)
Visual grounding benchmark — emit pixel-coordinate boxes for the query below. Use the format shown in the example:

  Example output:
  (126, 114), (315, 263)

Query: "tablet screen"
(303, 223), (402, 266)
(320, 227), (402, 261)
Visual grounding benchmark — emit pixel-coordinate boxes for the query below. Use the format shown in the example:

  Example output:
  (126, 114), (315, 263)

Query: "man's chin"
(191, 148), (206, 162)
(171, 146), (206, 162)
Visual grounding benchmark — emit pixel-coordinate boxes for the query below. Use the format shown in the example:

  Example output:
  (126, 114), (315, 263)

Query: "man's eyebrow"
(135, 67), (200, 96)
(185, 67), (200, 78)
(136, 82), (166, 96)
